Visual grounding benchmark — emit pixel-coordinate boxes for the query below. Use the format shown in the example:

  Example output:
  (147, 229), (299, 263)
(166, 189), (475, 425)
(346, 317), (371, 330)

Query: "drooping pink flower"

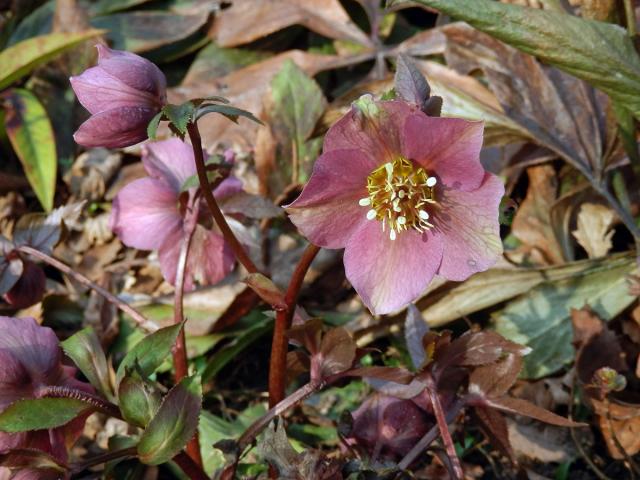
(109, 138), (242, 289)
(70, 44), (166, 148)
(349, 393), (431, 460)
(0, 317), (93, 466)
(286, 97), (503, 314)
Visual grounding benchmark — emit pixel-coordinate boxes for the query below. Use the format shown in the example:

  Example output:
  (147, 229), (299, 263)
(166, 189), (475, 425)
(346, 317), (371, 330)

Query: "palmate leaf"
(392, 0), (640, 120)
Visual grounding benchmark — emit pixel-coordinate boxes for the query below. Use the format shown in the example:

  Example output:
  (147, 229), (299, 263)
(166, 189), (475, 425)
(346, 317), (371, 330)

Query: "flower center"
(359, 157), (436, 241)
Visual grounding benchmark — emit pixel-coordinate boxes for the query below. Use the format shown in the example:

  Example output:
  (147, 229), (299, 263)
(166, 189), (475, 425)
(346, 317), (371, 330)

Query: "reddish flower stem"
(268, 243), (320, 407)
(173, 451), (210, 480)
(172, 220), (203, 467)
(426, 383), (463, 479)
(186, 121), (259, 274)
(397, 398), (465, 470)
(17, 245), (158, 333)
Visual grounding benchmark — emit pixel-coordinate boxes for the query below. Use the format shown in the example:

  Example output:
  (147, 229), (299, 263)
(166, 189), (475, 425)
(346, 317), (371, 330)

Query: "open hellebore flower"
(110, 138), (242, 289)
(349, 394), (431, 460)
(0, 316), (93, 464)
(287, 97), (503, 314)
(70, 44), (166, 148)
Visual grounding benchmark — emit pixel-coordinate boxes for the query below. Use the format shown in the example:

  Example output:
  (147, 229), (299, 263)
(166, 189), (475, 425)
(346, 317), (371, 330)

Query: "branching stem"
(268, 243), (320, 407)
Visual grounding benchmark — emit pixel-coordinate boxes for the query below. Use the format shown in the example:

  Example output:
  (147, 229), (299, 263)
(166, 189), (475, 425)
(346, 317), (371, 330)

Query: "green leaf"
(118, 372), (162, 428)
(7, 1), (55, 47)
(400, 0), (640, 120)
(162, 102), (195, 136)
(137, 375), (202, 465)
(0, 398), (90, 433)
(492, 254), (636, 378)
(0, 30), (103, 90)
(2, 88), (57, 211)
(196, 103), (263, 125)
(116, 323), (183, 387)
(61, 327), (113, 401)
(146, 111), (163, 141)
(264, 59), (327, 192)
(180, 169), (221, 192)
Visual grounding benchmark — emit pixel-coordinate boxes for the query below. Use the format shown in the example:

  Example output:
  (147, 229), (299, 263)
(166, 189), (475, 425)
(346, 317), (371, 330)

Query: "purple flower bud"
(0, 317), (93, 464)
(70, 44), (166, 149)
(349, 393), (432, 460)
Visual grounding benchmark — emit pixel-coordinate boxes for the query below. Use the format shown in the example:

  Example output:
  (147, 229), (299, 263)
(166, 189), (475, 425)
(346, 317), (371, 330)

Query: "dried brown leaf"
(572, 203), (616, 259)
(209, 0), (371, 47)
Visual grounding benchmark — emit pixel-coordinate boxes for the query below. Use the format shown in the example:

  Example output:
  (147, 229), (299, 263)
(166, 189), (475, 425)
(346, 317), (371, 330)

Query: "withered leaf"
(209, 0), (371, 48)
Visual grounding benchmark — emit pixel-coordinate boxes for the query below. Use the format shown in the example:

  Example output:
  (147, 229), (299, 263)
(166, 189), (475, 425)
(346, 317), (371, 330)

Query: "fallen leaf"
(572, 203), (616, 259)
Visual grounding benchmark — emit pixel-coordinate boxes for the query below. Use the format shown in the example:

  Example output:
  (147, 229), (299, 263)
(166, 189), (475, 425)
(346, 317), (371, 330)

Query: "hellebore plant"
(70, 45), (166, 148)
(0, 317), (93, 472)
(110, 137), (242, 290)
(287, 95), (504, 314)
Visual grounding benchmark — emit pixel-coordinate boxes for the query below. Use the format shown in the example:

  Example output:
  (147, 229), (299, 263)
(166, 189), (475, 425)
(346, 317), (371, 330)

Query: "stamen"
(358, 157), (437, 239)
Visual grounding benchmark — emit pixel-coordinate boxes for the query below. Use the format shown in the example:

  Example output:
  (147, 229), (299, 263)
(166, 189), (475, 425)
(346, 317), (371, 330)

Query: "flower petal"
(158, 225), (234, 289)
(435, 173), (504, 281)
(142, 138), (197, 191)
(402, 114), (485, 191)
(344, 222), (443, 315)
(286, 149), (376, 249)
(214, 176), (244, 201)
(73, 106), (157, 149)
(96, 44), (166, 100)
(323, 100), (416, 164)
(110, 177), (182, 251)
(70, 66), (157, 115)
(0, 317), (61, 384)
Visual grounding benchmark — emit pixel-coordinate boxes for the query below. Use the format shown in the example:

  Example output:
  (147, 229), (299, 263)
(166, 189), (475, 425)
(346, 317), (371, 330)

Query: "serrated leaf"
(137, 375), (202, 465)
(0, 448), (67, 472)
(118, 373), (162, 428)
(2, 89), (56, 211)
(401, 0), (640, 120)
(116, 323), (183, 386)
(162, 102), (195, 136)
(0, 30), (103, 90)
(492, 254), (636, 378)
(0, 398), (90, 433)
(147, 111), (163, 140)
(61, 327), (112, 400)
(180, 170), (221, 192)
(196, 103), (262, 124)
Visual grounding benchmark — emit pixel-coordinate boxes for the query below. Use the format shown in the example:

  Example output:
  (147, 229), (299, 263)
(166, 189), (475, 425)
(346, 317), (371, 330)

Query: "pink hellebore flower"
(286, 98), (504, 314)
(70, 44), (166, 148)
(0, 317), (93, 464)
(110, 138), (241, 289)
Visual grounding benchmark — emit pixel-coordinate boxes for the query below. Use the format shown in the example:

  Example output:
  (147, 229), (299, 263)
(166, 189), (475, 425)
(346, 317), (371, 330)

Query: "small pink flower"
(349, 393), (431, 459)
(287, 98), (503, 314)
(0, 317), (93, 464)
(110, 138), (242, 289)
(70, 44), (166, 148)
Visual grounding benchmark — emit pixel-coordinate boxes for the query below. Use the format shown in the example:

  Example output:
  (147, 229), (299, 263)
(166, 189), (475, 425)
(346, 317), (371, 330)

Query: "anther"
(359, 197), (371, 206)
(366, 209), (377, 220)
(426, 177), (437, 187)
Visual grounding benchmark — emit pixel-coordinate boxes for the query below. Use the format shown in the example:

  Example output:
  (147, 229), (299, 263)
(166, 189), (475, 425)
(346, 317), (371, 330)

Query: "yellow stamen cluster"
(359, 158), (436, 240)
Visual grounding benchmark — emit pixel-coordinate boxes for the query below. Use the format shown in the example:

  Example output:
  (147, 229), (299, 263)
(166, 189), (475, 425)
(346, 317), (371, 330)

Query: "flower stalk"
(268, 243), (320, 407)
(186, 121), (259, 274)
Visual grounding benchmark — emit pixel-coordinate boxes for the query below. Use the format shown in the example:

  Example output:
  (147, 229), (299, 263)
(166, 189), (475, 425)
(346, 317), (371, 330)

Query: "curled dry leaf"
(572, 203), (616, 259)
